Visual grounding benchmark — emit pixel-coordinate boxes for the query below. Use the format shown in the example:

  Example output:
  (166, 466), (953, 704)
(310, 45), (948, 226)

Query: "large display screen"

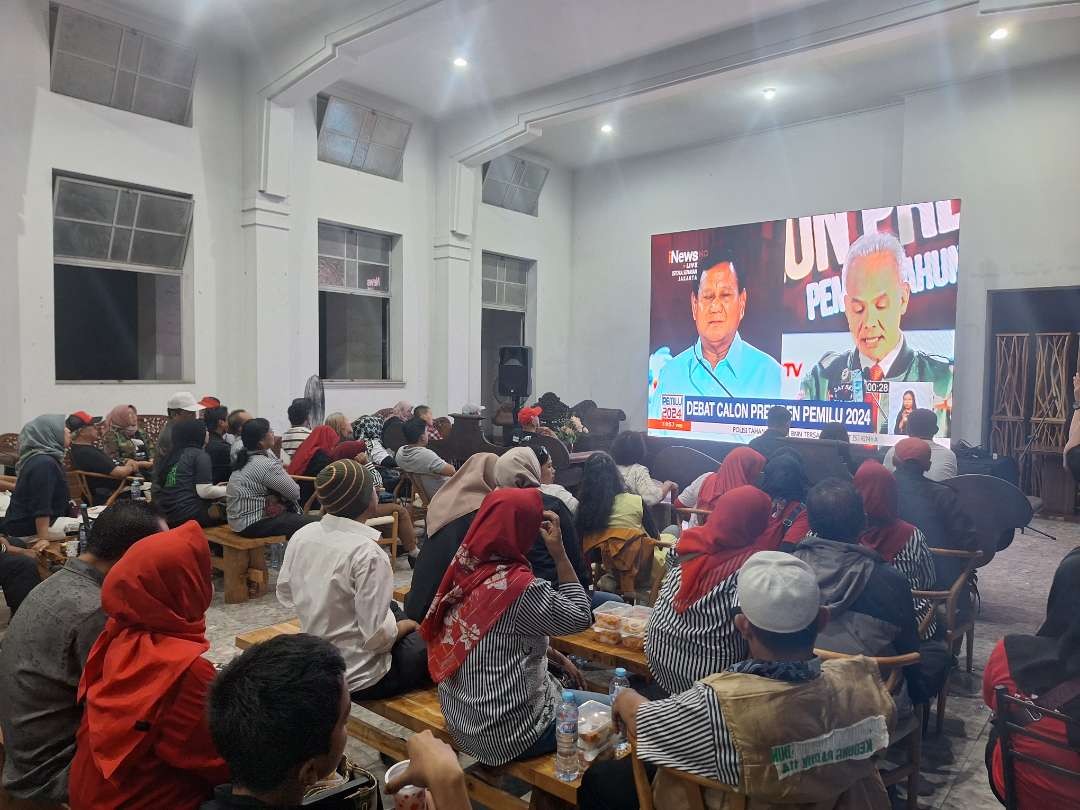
(647, 200), (960, 447)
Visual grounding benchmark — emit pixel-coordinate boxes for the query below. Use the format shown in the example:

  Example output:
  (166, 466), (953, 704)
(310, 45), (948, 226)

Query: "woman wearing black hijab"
(983, 548), (1080, 806)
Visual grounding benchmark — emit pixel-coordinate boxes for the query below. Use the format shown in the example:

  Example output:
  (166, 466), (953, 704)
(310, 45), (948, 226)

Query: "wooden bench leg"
(247, 546), (269, 598)
(221, 546), (251, 604)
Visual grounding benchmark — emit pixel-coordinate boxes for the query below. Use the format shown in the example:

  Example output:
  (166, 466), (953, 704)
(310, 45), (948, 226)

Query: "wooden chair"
(631, 740), (747, 810)
(74, 470), (131, 507)
(393, 471), (435, 530)
(913, 547), (983, 735)
(136, 414), (169, 450)
(814, 649), (923, 810)
(0, 433), (19, 472)
(289, 474), (319, 513)
(993, 685), (1080, 809)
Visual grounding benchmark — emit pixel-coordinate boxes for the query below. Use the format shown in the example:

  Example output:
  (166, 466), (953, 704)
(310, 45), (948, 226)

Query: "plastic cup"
(384, 760), (428, 810)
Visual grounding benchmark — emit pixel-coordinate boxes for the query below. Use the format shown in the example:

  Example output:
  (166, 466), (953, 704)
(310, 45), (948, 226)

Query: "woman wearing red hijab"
(674, 446), (766, 526)
(853, 462), (936, 638)
(287, 425), (341, 506)
(645, 485), (773, 696)
(69, 521), (228, 810)
(420, 488), (596, 767)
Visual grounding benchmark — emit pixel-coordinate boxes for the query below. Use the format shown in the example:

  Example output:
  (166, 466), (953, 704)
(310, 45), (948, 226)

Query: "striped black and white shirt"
(891, 527), (937, 638)
(438, 579), (592, 766)
(636, 684), (740, 786)
(645, 557), (746, 696)
(226, 452), (301, 532)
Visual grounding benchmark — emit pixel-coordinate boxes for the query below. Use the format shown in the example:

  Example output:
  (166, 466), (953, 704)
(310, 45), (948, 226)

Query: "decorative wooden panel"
(992, 334), (1029, 419)
(1031, 332), (1073, 422)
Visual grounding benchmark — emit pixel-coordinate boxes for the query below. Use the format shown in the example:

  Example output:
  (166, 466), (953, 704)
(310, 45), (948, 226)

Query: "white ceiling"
(526, 9), (1080, 167)
(94, 0), (1080, 168)
(332, 0), (821, 117)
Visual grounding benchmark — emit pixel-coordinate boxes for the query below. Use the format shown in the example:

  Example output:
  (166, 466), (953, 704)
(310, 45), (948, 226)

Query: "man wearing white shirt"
(277, 459), (428, 701)
(882, 408), (957, 482)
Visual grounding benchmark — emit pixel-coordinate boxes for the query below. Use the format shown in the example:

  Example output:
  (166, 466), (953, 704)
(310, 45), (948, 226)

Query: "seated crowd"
(0, 395), (1076, 810)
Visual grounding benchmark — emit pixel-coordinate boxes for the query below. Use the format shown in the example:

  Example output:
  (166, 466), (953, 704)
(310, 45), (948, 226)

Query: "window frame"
(317, 220), (402, 385)
(481, 251), (531, 313)
(52, 171), (194, 384)
(52, 173), (193, 276)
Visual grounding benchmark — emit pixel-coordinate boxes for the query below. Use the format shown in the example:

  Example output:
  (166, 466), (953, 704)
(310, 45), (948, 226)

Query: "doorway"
(480, 252), (533, 437)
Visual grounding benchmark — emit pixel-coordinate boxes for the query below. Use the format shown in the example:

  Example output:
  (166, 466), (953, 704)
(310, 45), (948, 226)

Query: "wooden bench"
(204, 526), (280, 604)
(352, 688), (578, 810)
(234, 622), (579, 809)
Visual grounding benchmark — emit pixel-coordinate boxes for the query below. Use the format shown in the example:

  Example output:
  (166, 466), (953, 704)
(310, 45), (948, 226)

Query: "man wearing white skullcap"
(580, 551), (897, 810)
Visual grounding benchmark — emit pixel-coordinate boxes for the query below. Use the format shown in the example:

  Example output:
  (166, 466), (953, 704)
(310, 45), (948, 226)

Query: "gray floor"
(2, 518), (1075, 808)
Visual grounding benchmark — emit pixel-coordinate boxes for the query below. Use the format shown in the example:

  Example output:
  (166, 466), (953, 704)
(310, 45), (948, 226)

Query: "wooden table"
(550, 630), (650, 679)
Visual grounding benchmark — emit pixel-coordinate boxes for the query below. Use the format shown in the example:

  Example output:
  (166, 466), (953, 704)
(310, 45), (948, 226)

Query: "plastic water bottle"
(130, 476), (144, 501)
(77, 503), (90, 556)
(609, 668), (631, 755)
(555, 690), (580, 782)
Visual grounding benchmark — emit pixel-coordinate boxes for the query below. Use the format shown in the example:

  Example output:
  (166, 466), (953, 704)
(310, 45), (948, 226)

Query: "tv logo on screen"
(660, 394), (685, 421)
(669, 249), (699, 265)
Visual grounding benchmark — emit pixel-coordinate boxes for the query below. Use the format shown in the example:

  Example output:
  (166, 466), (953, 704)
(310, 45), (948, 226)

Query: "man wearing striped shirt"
(280, 398), (313, 466)
(581, 552), (895, 810)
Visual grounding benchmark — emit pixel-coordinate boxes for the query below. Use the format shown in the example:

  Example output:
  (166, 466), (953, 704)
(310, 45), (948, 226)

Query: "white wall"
(899, 58), (1080, 442)
(472, 155), (574, 404)
(0, 0), (243, 428)
(287, 85), (436, 421)
(568, 57), (1080, 444)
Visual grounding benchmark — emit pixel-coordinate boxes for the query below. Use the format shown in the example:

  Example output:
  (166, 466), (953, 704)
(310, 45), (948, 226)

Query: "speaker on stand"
(497, 346), (531, 445)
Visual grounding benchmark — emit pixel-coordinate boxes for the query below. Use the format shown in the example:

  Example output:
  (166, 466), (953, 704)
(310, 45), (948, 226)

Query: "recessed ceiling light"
(762, 87), (777, 101)
(600, 123), (614, 135)
(989, 27), (1008, 41)
(452, 56), (469, 68)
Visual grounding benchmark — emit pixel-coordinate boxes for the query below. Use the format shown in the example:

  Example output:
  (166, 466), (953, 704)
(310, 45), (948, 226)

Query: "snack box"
(577, 701), (613, 751)
(592, 602), (632, 630)
(590, 623), (621, 645)
(618, 605), (652, 635)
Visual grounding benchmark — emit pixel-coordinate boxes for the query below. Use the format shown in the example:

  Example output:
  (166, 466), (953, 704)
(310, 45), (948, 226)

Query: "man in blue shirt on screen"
(650, 256), (781, 415)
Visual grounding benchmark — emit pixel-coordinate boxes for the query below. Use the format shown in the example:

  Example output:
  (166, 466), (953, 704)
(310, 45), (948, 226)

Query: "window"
(481, 155), (549, 216)
(316, 94), (411, 180)
(53, 174), (191, 381)
(318, 222), (395, 380)
(482, 252), (530, 312)
(49, 3), (196, 126)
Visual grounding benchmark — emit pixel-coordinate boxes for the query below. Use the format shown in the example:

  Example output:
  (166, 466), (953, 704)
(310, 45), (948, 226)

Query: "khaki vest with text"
(654, 656), (896, 810)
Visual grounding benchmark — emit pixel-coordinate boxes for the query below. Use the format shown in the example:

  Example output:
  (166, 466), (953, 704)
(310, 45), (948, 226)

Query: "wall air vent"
(481, 155), (548, 217)
(49, 3), (196, 126)
(316, 94), (412, 181)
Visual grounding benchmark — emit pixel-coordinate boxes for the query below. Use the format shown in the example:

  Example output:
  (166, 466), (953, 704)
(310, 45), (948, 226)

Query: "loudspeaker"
(498, 346), (531, 397)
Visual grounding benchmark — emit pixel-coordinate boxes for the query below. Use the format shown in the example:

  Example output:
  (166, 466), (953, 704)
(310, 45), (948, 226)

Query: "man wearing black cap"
(276, 460), (428, 702)
(882, 407), (957, 481)
(67, 412), (139, 504)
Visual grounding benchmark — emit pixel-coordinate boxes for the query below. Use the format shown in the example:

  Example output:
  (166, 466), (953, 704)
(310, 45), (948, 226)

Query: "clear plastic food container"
(592, 602), (632, 630)
(590, 623), (621, 645)
(577, 700), (614, 751)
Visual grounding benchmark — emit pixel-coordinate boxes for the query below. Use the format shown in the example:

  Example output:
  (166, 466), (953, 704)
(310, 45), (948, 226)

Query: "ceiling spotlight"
(989, 27), (1008, 40)
(762, 87), (777, 101)
(452, 56), (469, 68)
(600, 123), (614, 135)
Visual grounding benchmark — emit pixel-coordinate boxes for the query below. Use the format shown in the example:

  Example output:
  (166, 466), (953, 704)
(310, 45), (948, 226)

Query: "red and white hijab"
(420, 488), (543, 683)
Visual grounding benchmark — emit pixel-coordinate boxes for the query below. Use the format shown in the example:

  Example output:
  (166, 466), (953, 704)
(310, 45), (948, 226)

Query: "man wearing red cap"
(892, 437), (976, 589)
(67, 412), (140, 504)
